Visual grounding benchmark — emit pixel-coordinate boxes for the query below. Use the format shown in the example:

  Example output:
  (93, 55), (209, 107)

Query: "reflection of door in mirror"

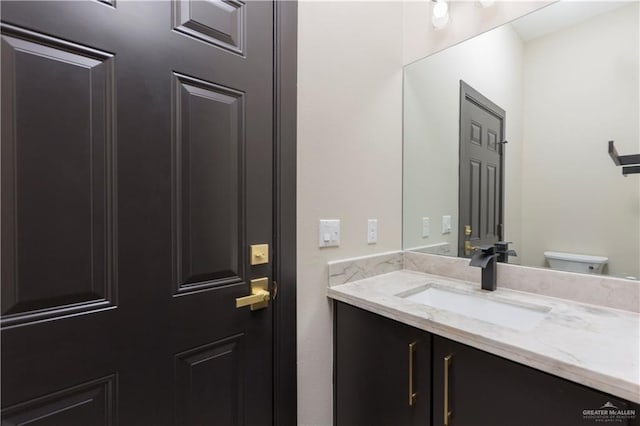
(458, 81), (505, 258)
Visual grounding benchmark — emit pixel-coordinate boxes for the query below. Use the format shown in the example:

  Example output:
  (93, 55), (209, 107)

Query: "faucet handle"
(495, 241), (517, 257)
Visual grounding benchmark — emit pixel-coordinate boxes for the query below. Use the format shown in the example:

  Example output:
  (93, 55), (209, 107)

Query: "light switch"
(367, 219), (378, 244)
(422, 217), (430, 238)
(319, 219), (340, 247)
(442, 215), (452, 234)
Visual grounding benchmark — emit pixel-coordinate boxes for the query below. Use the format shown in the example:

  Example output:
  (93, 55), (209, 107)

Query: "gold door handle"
(464, 226), (478, 256)
(464, 240), (482, 256)
(408, 341), (417, 406)
(444, 354), (453, 426)
(235, 278), (270, 311)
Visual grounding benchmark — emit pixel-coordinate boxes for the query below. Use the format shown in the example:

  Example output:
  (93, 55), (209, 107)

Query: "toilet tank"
(543, 251), (608, 274)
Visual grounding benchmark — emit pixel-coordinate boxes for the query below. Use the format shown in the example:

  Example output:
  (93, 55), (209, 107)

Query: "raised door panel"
(486, 164), (497, 239)
(1, 375), (116, 426)
(0, 24), (115, 327)
(173, 0), (245, 55)
(468, 159), (481, 242)
(175, 335), (244, 425)
(172, 73), (244, 294)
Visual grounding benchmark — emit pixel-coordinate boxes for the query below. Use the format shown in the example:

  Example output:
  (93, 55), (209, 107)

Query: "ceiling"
(511, 1), (632, 42)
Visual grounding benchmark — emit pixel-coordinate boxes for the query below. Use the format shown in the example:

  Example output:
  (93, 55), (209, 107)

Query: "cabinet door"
(433, 336), (639, 426)
(335, 302), (431, 426)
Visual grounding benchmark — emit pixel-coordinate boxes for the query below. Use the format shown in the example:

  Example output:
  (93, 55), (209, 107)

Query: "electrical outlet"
(442, 215), (452, 234)
(422, 217), (430, 238)
(367, 219), (378, 244)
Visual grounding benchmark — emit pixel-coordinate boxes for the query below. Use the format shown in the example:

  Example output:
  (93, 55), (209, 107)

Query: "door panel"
(174, 334), (245, 425)
(459, 81), (505, 257)
(1, 24), (116, 326)
(173, 72), (244, 291)
(1, 1), (274, 424)
(487, 164), (497, 239)
(1, 375), (116, 426)
(469, 159), (481, 241)
(173, 0), (245, 55)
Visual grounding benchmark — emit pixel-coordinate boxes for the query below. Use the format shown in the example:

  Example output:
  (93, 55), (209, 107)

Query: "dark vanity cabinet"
(432, 335), (639, 426)
(334, 302), (432, 426)
(334, 301), (639, 426)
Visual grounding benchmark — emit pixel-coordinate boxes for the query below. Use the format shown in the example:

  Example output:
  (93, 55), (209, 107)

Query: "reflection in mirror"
(403, 1), (639, 279)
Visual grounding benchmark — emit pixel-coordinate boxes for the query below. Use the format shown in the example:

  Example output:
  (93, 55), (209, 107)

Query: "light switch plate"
(442, 215), (452, 234)
(422, 217), (430, 238)
(319, 219), (340, 247)
(367, 219), (378, 244)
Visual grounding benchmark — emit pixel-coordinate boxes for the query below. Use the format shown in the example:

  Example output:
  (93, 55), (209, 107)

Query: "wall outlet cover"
(422, 217), (430, 238)
(442, 215), (452, 234)
(367, 219), (378, 244)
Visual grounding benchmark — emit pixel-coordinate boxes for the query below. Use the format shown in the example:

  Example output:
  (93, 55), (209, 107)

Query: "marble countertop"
(327, 270), (640, 404)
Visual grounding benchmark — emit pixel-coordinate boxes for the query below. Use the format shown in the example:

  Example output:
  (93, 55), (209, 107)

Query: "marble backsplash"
(329, 250), (640, 313)
(328, 251), (403, 286)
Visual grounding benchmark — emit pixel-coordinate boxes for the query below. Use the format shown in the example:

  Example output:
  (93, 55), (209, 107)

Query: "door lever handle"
(235, 278), (270, 311)
(464, 240), (479, 256)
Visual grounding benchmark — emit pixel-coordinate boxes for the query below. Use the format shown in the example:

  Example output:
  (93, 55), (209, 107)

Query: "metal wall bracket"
(609, 140), (640, 176)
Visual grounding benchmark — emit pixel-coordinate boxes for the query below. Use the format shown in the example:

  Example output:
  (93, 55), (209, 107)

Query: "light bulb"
(432, 0), (449, 29)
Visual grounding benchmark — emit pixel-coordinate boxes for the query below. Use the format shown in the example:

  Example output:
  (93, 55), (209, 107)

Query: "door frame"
(273, 1), (297, 424)
(458, 80), (506, 257)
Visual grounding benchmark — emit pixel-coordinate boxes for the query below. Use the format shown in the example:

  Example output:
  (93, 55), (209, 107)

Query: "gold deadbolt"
(464, 225), (472, 236)
(250, 244), (269, 265)
(235, 278), (270, 311)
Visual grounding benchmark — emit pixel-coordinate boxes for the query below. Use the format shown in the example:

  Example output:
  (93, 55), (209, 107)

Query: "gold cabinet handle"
(444, 354), (453, 426)
(408, 341), (417, 406)
(235, 278), (270, 311)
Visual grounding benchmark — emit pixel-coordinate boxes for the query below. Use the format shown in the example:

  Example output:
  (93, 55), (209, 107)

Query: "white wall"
(521, 3), (640, 277)
(403, 24), (525, 258)
(297, 1), (552, 424)
(297, 2), (404, 424)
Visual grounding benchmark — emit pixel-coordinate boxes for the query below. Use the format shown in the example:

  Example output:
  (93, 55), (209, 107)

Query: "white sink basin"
(403, 286), (550, 332)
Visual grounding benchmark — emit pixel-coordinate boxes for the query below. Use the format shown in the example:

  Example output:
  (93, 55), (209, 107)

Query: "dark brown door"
(1, 1), (274, 424)
(459, 81), (505, 258)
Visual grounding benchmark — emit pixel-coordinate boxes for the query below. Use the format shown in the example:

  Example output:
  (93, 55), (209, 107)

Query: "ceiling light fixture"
(432, 0), (450, 30)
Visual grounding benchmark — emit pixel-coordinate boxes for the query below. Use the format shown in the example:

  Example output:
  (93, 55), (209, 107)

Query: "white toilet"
(543, 251), (608, 274)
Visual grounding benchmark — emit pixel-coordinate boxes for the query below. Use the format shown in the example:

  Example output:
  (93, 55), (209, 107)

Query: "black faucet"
(469, 245), (499, 291)
(495, 241), (517, 264)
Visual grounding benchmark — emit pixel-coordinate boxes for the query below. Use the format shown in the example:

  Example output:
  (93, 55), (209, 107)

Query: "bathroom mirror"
(403, 1), (639, 279)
